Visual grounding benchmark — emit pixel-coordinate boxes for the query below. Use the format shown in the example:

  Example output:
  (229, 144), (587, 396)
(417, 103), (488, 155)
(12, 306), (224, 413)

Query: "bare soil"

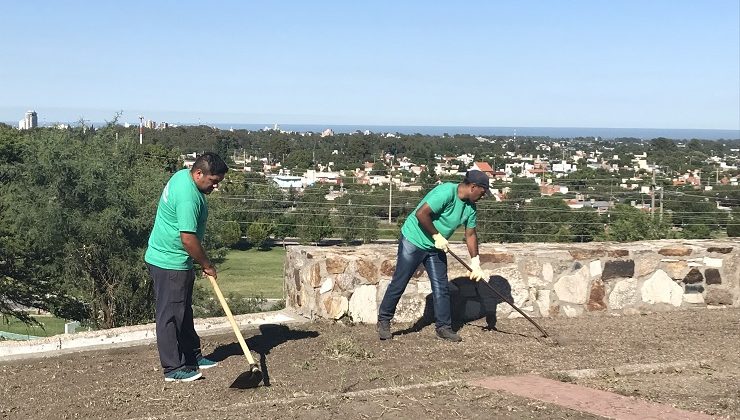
(1, 308), (739, 419)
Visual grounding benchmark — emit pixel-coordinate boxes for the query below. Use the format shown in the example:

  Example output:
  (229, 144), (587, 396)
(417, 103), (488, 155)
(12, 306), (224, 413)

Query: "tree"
(296, 185), (334, 244)
(476, 202), (525, 243)
(247, 220), (273, 250)
(605, 205), (669, 242)
(524, 198), (571, 242)
(0, 123), (179, 328)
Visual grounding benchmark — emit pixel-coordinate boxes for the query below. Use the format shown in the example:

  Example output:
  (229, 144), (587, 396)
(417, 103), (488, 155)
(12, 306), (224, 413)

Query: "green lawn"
(0, 315), (68, 337)
(197, 247), (286, 299)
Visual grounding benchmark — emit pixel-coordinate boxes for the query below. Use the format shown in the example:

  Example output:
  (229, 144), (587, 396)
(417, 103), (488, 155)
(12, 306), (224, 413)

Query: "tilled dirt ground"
(1, 308), (739, 419)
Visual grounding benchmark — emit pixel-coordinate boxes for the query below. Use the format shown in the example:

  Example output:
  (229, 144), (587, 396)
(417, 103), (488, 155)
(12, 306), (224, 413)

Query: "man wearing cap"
(377, 169), (490, 342)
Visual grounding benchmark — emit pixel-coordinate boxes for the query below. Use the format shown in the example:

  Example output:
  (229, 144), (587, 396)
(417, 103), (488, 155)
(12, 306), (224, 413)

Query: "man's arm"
(464, 227), (479, 258)
(465, 227), (485, 281)
(180, 232), (217, 278)
(415, 203), (438, 236)
(417, 203), (449, 251)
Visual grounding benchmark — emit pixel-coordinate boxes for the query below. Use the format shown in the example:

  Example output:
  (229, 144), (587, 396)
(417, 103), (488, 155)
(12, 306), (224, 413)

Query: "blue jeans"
(378, 235), (451, 329)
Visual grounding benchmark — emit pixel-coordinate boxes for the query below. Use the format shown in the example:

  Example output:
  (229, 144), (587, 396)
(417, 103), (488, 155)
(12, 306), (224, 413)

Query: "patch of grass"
(324, 337), (374, 360)
(198, 247), (286, 298)
(0, 315), (68, 337)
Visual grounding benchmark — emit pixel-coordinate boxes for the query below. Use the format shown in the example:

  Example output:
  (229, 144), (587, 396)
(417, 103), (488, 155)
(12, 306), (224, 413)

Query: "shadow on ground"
(206, 324), (319, 386)
(395, 275), (514, 336)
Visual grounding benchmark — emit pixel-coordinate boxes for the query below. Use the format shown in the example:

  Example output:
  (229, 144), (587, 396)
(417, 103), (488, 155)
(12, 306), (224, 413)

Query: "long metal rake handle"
(447, 248), (550, 338)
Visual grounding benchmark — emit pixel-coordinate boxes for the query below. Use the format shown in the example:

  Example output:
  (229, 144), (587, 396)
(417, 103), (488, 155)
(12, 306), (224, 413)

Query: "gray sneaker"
(377, 320), (392, 340)
(435, 326), (462, 342)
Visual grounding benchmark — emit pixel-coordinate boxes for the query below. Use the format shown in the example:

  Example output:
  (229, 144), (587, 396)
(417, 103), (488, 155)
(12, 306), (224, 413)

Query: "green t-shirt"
(401, 182), (477, 250)
(145, 169), (208, 270)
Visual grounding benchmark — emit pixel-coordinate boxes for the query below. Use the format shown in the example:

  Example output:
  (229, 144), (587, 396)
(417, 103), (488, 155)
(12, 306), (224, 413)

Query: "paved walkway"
(471, 374), (713, 420)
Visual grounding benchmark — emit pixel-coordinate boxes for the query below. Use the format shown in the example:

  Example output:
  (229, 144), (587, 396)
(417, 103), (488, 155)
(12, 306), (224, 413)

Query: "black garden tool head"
(230, 364), (263, 389)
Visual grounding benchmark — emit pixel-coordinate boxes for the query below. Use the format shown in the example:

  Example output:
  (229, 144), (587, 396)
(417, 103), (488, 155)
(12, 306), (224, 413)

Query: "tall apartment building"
(18, 110), (38, 130)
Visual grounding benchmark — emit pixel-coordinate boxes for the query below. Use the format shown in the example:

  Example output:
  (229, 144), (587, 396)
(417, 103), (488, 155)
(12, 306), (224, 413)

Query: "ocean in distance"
(211, 124), (739, 140)
(6, 120), (737, 140)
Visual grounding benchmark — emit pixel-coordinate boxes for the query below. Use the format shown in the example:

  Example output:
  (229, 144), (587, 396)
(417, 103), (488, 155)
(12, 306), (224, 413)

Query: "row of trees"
(1, 123), (738, 330)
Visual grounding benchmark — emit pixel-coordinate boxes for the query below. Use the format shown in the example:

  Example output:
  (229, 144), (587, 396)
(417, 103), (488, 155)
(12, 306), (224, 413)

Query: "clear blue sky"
(1, 0), (738, 129)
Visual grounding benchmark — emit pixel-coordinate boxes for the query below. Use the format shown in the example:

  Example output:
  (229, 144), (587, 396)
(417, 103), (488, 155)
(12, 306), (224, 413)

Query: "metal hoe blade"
(230, 365), (263, 389)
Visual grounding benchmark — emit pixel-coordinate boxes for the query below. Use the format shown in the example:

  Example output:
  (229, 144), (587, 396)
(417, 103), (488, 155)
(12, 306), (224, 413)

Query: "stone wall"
(284, 240), (740, 323)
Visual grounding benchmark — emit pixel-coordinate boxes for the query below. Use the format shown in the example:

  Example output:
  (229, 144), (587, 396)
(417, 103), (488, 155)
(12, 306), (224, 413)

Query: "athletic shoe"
(435, 326), (462, 342)
(197, 357), (218, 370)
(164, 368), (202, 382)
(377, 320), (392, 340)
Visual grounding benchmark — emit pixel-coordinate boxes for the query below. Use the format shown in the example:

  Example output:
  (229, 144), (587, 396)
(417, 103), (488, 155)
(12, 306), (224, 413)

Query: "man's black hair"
(191, 152), (228, 176)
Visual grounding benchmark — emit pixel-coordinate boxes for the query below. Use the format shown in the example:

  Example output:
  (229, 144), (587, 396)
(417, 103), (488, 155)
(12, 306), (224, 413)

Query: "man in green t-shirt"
(145, 152), (228, 382)
(377, 170), (490, 342)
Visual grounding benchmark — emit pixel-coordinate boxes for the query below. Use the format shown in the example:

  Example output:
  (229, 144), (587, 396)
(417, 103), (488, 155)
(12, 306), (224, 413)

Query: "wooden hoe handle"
(207, 275), (257, 365)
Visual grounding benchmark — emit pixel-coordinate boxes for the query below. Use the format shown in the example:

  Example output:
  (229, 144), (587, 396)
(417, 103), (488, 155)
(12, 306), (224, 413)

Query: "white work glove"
(432, 233), (449, 252)
(469, 256), (486, 281)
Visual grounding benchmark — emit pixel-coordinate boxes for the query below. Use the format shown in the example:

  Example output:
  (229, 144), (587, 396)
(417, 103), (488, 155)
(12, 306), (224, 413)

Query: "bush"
(247, 221), (272, 250)
(192, 284), (268, 317)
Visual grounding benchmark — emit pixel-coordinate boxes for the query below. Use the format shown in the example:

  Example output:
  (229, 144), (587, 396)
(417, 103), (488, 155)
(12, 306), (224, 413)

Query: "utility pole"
(659, 186), (664, 223)
(650, 167), (656, 218)
(716, 165), (720, 185)
(388, 158), (393, 224)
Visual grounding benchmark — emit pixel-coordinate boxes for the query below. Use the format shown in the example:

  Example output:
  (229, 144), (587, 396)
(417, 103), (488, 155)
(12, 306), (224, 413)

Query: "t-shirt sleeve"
(176, 200), (200, 233)
(466, 208), (477, 228)
(425, 186), (451, 214)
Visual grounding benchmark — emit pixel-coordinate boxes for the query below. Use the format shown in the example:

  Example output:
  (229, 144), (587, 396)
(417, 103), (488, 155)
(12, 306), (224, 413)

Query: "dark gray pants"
(147, 263), (202, 375)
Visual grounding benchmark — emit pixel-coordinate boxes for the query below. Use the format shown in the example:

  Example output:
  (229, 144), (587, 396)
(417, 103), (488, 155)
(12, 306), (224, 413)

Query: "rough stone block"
(479, 252), (515, 264)
(319, 278), (334, 294)
(703, 257), (723, 268)
(561, 304), (584, 318)
(308, 264), (323, 288)
(683, 293), (705, 304)
(704, 287), (734, 305)
(348, 285), (377, 323)
(355, 258), (379, 284)
(641, 270), (683, 307)
(494, 266), (528, 307)
(554, 266), (590, 304)
(321, 295), (349, 320)
(608, 278), (639, 310)
(602, 260), (635, 281)
(589, 260), (602, 278)
(707, 247), (733, 254)
(608, 250), (630, 258)
(587, 280), (606, 311)
(380, 260), (396, 276)
(325, 257), (349, 274)
(660, 260), (689, 280)
(704, 268), (722, 285)
(394, 294), (425, 322)
(520, 259), (541, 276)
(684, 284), (705, 294)
(683, 268), (703, 284)
(634, 255), (660, 278)
(569, 249), (605, 260)
(542, 263), (554, 283)
(658, 247), (692, 256)
(535, 289), (552, 317)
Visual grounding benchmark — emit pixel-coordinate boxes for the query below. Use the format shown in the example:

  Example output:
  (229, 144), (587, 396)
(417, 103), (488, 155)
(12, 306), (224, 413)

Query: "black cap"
(464, 170), (492, 196)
